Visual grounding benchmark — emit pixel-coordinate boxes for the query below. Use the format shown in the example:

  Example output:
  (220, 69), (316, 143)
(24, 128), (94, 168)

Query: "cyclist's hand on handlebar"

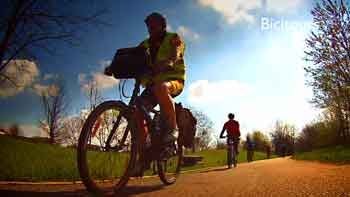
(104, 66), (113, 76)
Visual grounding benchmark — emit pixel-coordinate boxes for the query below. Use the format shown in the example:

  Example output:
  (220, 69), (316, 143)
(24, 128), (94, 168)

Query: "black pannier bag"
(109, 47), (150, 79)
(175, 103), (197, 148)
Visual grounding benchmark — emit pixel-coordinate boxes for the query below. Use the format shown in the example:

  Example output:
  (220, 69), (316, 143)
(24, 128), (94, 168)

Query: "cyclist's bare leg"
(152, 82), (179, 146)
(152, 82), (177, 130)
(131, 98), (156, 175)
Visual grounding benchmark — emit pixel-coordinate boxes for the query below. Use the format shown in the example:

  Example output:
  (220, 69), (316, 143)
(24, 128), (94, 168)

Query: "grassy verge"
(181, 149), (276, 171)
(293, 145), (350, 163)
(0, 135), (80, 181)
(0, 135), (275, 181)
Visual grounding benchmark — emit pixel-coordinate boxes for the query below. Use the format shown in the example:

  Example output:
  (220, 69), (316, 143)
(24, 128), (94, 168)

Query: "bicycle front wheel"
(77, 101), (137, 194)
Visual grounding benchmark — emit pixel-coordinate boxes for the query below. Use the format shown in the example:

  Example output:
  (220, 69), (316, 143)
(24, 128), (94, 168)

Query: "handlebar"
(104, 66), (113, 76)
(220, 135), (240, 140)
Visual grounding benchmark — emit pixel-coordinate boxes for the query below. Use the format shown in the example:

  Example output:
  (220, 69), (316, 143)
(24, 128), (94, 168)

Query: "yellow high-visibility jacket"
(140, 32), (185, 86)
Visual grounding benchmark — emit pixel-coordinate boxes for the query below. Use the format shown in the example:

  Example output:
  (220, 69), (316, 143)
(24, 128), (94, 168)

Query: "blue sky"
(0, 0), (320, 138)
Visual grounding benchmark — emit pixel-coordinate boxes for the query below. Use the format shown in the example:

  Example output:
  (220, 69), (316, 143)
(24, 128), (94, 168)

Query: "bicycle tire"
(157, 143), (183, 185)
(233, 148), (237, 168)
(247, 150), (253, 162)
(227, 143), (233, 168)
(77, 100), (137, 194)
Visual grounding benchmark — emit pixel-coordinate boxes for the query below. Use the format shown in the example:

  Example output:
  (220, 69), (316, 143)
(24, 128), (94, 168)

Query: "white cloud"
(19, 124), (49, 138)
(197, 0), (306, 25)
(98, 60), (112, 68)
(0, 59), (40, 97)
(0, 123), (49, 138)
(197, 0), (262, 24)
(33, 83), (60, 97)
(188, 80), (252, 103)
(78, 72), (119, 92)
(266, 0), (305, 13)
(93, 72), (119, 89)
(167, 24), (173, 32)
(177, 26), (200, 41)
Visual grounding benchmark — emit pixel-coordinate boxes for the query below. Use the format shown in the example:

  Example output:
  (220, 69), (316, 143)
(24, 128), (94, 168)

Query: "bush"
(251, 131), (271, 152)
(215, 139), (226, 150)
(296, 120), (338, 152)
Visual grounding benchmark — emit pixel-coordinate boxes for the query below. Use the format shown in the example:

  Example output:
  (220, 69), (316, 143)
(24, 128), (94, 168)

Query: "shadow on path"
(117, 184), (165, 196)
(0, 183), (165, 197)
(199, 167), (231, 173)
(0, 189), (88, 197)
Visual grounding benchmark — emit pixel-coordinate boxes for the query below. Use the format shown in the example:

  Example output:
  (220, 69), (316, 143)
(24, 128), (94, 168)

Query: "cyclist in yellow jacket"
(104, 12), (186, 176)
(137, 12), (186, 146)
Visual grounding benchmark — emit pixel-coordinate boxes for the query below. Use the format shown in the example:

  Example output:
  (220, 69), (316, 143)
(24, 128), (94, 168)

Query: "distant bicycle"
(246, 135), (255, 162)
(221, 135), (240, 168)
(247, 149), (254, 162)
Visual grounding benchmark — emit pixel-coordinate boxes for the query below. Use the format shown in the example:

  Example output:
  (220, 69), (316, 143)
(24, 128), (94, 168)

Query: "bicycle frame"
(227, 137), (238, 168)
(104, 79), (161, 154)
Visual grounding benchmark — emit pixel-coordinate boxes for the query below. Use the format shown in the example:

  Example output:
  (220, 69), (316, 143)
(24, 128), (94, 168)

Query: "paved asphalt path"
(1, 157), (350, 196)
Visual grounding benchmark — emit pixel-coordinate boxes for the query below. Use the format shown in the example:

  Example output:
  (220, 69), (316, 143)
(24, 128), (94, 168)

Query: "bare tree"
(191, 108), (214, 151)
(85, 81), (103, 111)
(60, 116), (83, 147)
(270, 121), (297, 156)
(0, 0), (107, 86)
(8, 124), (20, 136)
(41, 80), (67, 144)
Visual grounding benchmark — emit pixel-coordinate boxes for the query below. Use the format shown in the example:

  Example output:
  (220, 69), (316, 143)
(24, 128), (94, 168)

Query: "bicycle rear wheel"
(227, 145), (233, 168)
(233, 149), (237, 168)
(77, 101), (137, 194)
(157, 143), (183, 185)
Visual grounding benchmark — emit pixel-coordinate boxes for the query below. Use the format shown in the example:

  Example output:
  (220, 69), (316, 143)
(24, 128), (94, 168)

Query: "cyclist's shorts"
(227, 137), (239, 144)
(139, 80), (184, 107)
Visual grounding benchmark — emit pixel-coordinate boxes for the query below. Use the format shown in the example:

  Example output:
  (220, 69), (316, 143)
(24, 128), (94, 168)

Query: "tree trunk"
(49, 128), (55, 144)
(345, 100), (350, 144)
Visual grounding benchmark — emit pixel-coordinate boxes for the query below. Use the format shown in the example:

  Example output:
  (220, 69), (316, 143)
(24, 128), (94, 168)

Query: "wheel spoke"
(105, 114), (123, 149)
(77, 101), (136, 194)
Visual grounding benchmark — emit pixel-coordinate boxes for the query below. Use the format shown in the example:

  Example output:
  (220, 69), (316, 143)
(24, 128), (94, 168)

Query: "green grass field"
(0, 135), (274, 181)
(293, 145), (350, 163)
(181, 149), (274, 171)
(0, 135), (80, 181)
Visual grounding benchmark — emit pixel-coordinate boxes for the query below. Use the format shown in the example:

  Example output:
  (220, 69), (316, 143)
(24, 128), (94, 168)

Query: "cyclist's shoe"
(162, 127), (179, 145)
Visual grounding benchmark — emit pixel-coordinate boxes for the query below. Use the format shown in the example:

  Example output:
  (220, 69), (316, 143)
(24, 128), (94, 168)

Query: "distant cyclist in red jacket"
(220, 113), (241, 153)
